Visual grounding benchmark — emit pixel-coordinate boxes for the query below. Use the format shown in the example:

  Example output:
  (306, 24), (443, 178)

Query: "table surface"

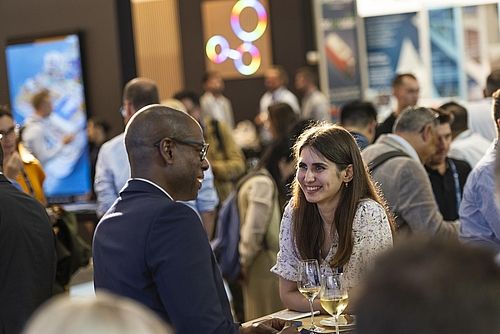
(242, 311), (355, 333)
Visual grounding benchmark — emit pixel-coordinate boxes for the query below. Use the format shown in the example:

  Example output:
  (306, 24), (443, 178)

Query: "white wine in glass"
(298, 259), (321, 331)
(320, 273), (349, 334)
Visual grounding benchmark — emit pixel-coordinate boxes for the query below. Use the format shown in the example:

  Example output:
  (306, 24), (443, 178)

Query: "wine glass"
(297, 259), (321, 331)
(320, 273), (349, 334)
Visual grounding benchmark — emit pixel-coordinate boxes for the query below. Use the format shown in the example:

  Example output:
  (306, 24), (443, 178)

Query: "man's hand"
(62, 133), (75, 145)
(241, 318), (299, 334)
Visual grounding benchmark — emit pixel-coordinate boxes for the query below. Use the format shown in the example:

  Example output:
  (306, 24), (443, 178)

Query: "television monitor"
(5, 33), (91, 202)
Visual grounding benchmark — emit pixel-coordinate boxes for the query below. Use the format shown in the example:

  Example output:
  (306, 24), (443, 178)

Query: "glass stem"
(335, 314), (340, 334)
(309, 298), (315, 328)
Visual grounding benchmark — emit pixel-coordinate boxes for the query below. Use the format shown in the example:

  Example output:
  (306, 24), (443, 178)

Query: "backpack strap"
(368, 150), (410, 172)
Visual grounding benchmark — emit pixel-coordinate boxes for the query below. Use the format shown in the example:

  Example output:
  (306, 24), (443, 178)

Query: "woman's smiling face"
(297, 146), (346, 208)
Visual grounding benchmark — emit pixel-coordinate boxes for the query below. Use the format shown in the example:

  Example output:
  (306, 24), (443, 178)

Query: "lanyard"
(448, 159), (461, 208)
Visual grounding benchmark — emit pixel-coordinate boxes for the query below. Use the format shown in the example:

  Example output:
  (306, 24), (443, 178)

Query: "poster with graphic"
(462, 5), (492, 100)
(364, 12), (422, 93)
(317, 0), (362, 107)
(429, 8), (462, 98)
(5, 34), (91, 199)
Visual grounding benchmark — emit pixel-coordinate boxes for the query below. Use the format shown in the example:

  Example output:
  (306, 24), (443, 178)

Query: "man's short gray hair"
(393, 107), (438, 133)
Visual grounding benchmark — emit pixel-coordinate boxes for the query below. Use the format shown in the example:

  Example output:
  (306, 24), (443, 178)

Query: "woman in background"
(271, 124), (393, 312)
(0, 106), (46, 205)
(238, 168), (282, 320)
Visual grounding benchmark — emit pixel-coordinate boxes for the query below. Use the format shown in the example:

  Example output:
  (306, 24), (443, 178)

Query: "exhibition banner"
(316, 0), (362, 106)
(428, 8), (462, 98)
(365, 12), (422, 93)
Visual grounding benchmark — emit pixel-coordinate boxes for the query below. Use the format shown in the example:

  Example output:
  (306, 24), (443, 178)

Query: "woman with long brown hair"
(271, 123), (393, 311)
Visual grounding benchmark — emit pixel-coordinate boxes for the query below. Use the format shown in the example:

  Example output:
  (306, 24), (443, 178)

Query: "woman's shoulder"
(353, 198), (387, 226)
(282, 200), (295, 221)
(356, 198), (385, 212)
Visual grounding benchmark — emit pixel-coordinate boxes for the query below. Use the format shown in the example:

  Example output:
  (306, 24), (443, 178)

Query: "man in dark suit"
(93, 105), (295, 334)
(0, 143), (56, 334)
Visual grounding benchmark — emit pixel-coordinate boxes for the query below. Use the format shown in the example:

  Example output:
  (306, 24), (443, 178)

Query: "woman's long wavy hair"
(291, 124), (392, 269)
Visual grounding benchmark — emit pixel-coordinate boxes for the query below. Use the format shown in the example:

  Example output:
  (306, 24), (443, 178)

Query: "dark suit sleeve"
(146, 203), (238, 334)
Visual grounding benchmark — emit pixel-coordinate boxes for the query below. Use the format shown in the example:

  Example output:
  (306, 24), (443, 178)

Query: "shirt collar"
(386, 134), (420, 162)
(129, 178), (173, 200)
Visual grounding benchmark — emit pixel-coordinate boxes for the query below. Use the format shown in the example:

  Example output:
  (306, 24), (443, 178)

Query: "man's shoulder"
(362, 136), (405, 159)
(99, 133), (126, 156)
(363, 142), (421, 176)
(102, 133), (125, 148)
(449, 158), (471, 172)
(466, 98), (491, 113)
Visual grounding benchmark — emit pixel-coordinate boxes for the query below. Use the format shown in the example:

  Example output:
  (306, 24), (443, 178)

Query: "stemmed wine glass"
(320, 273), (349, 334)
(297, 259), (321, 331)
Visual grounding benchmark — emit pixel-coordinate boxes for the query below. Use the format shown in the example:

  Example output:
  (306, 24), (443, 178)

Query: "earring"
(344, 182), (349, 188)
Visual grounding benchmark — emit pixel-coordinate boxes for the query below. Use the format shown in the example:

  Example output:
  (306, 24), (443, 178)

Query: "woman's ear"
(343, 164), (354, 182)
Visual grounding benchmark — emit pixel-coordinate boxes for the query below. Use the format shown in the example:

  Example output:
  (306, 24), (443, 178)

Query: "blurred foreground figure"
(0, 144), (56, 334)
(356, 238), (500, 334)
(23, 293), (173, 334)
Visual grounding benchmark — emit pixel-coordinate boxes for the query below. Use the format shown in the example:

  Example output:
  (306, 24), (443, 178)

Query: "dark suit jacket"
(93, 179), (238, 334)
(0, 174), (56, 334)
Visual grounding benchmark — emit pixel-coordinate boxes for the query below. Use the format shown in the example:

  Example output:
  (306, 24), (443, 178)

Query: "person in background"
(459, 89), (500, 251)
(87, 117), (110, 200)
(23, 293), (173, 334)
(339, 100), (378, 150)
(466, 69), (500, 142)
(375, 73), (420, 140)
(95, 78), (159, 216)
(294, 67), (330, 122)
(363, 107), (458, 239)
(355, 238), (500, 334)
(440, 101), (490, 168)
(174, 90), (246, 202)
(95, 79), (218, 237)
(0, 143), (56, 334)
(255, 66), (300, 145)
(0, 107), (47, 205)
(93, 105), (297, 334)
(201, 71), (235, 129)
(260, 102), (300, 209)
(424, 109), (471, 221)
(23, 89), (76, 166)
(271, 124), (393, 312)
(237, 168), (282, 321)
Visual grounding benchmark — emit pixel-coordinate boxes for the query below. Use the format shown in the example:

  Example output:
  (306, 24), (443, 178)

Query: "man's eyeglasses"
(155, 137), (209, 162)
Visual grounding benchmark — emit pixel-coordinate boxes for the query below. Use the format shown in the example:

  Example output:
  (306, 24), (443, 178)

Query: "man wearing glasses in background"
(95, 78), (218, 238)
(362, 107), (458, 240)
(93, 105), (296, 334)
